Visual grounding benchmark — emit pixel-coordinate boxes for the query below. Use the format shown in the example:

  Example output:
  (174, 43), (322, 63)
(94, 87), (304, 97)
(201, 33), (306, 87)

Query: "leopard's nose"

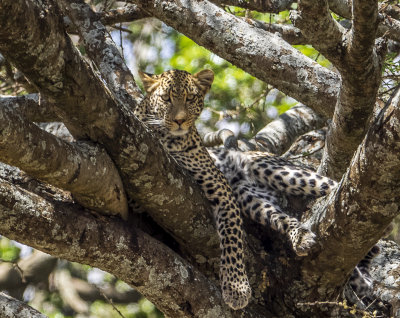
(174, 119), (185, 126)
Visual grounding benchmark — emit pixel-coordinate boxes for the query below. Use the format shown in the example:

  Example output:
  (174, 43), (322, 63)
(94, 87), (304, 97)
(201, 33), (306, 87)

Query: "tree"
(0, 0), (399, 317)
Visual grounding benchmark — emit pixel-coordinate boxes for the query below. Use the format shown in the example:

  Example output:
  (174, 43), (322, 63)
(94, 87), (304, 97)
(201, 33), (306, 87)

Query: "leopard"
(136, 69), (251, 310)
(135, 69), (340, 309)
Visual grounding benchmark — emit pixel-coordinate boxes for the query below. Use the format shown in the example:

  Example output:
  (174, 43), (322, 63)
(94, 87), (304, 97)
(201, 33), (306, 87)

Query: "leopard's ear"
(138, 71), (160, 94)
(193, 69), (214, 94)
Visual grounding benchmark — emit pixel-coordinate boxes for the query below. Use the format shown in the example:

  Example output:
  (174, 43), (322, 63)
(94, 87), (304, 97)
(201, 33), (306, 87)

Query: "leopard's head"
(139, 69), (214, 136)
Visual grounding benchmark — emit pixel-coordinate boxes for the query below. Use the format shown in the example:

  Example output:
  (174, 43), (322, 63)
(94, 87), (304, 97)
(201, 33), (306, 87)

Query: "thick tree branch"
(246, 20), (307, 45)
(0, 292), (48, 318)
(0, 104), (128, 219)
(0, 179), (267, 318)
(253, 105), (325, 155)
(302, 88), (400, 300)
(318, 0), (384, 179)
(328, 0), (400, 44)
(0, 94), (60, 122)
(0, 0), (220, 260)
(135, 0), (340, 118)
(291, 0), (346, 61)
(60, 0), (142, 108)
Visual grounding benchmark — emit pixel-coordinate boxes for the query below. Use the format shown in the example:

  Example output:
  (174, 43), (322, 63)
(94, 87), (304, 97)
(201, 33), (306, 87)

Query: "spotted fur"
(209, 148), (337, 255)
(136, 69), (251, 310)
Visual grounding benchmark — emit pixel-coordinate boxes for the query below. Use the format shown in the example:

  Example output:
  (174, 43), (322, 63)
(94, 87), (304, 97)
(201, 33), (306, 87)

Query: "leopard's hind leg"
(232, 181), (316, 256)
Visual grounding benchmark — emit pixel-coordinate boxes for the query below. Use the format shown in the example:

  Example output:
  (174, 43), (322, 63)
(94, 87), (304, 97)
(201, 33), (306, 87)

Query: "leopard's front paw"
(221, 271), (251, 310)
(289, 226), (316, 256)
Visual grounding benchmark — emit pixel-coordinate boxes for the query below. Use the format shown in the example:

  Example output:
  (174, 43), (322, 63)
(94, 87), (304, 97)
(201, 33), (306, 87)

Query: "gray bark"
(303, 88), (400, 300)
(0, 103), (128, 219)
(0, 177), (267, 318)
(0, 0), (398, 317)
(135, 0), (340, 118)
(0, 0), (221, 262)
(370, 240), (400, 317)
(0, 94), (59, 122)
(292, 0), (384, 179)
(253, 105), (326, 155)
(0, 292), (48, 318)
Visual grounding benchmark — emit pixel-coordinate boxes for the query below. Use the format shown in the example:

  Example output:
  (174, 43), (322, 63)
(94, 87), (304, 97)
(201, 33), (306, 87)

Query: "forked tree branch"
(0, 0), (221, 260)
(291, 0), (345, 59)
(0, 104), (128, 218)
(318, 0), (384, 179)
(303, 88), (400, 298)
(134, 0), (340, 118)
(60, 0), (142, 108)
(253, 105), (326, 155)
(0, 179), (268, 318)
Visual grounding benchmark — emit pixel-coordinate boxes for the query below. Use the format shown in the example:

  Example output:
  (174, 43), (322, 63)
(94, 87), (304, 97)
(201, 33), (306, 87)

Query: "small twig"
(379, 83), (400, 97)
(245, 88), (270, 109)
(98, 286), (127, 318)
(119, 23), (124, 57)
(12, 263), (26, 283)
(0, 258), (27, 283)
(111, 24), (132, 33)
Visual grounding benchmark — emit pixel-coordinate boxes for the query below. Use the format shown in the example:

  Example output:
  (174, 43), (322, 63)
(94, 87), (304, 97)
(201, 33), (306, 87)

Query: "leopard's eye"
(161, 94), (170, 101)
(186, 94), (195, 101)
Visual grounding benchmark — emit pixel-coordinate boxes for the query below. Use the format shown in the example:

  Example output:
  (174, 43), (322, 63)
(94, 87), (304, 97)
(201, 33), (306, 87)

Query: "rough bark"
(60, 0), (142, 108)
(135, 0), (340, 118)
(317, 0), (383, 179)
(0, 103), (128, 219)
(253, 105), (326, 155)
(0, 0), (398, 316)
(299, 88), (400, 305)
(0, 178), (268, 318)
(0, 0), (220, 261)
(293, 0), (384, 179)
(0, 94), (59, 122)
(291, 0), (345, 59)
(0, 292), (48, 318)
(247, 20), (307, 45)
